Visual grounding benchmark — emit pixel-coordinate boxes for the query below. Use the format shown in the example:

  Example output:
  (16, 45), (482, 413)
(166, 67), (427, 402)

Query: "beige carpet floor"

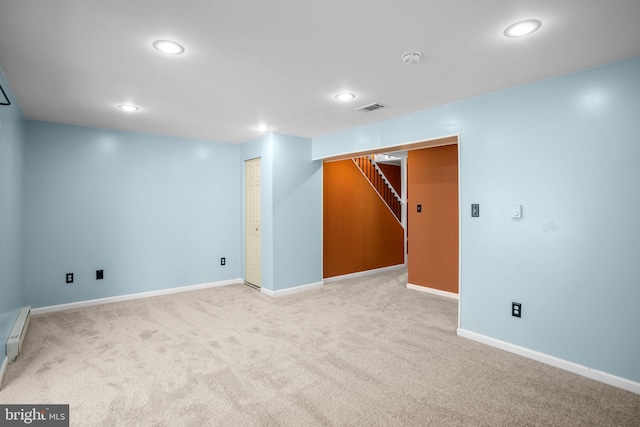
(2, 269), (639, 426)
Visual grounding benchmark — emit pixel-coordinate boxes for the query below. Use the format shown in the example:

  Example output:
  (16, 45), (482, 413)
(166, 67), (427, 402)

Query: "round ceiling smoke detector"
(401, 51), (422, 65)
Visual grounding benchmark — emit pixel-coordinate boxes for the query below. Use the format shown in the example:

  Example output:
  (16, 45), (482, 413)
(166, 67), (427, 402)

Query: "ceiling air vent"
(356, 103), (385, 112)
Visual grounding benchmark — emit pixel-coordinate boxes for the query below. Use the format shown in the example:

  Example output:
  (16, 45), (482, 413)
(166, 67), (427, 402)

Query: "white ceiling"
(0, 1), (639, 144)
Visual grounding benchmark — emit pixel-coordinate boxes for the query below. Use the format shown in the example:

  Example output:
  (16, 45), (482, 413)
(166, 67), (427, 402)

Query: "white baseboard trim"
(407, 283), (459, 300)
(323, 264), (406, 283)
(457, 328), (640, 395)
(261, 281), (324, 297)
(0, 356), (8, 391)
(31, 278), (244, 315)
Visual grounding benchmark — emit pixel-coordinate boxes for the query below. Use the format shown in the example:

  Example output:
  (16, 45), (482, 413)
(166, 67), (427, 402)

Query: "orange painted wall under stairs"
(323, 160), (404, 279)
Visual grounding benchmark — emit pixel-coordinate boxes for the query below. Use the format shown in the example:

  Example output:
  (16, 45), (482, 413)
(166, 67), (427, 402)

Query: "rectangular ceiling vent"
(356, 103), (385, 112)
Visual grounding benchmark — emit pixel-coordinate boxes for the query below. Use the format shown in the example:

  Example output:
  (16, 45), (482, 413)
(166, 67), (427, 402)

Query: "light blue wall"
(241, 134), (275, 291)
(313, 56), (640, 383)
(240, 134), (322, 292)
(24, 121), (243, 308)
(0, 69), (24, 349)
(272, 134), (322, 290)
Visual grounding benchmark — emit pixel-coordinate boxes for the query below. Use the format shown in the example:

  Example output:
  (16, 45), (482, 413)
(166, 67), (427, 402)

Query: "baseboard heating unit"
(7, 306), (31, 362)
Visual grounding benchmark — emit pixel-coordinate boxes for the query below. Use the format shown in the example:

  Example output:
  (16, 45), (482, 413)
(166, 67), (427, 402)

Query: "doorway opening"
(321, 135), (460, 302)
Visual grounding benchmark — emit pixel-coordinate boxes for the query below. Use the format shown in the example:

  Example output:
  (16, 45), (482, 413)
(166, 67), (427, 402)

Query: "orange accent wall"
(408, 145), (459, 293)
(377, 163), (401, 195)
(323, 160), (404, 278)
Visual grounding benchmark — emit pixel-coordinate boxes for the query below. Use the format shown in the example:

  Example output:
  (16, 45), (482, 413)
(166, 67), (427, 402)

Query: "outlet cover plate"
(512, 302), (522, 318)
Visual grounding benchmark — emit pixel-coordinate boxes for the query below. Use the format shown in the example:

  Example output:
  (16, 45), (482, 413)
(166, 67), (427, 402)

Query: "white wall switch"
(512, 204), (522, 219)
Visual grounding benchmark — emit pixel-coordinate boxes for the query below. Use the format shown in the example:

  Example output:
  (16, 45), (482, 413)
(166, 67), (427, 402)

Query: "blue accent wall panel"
(240, 134), (322, 292)
(272, 134), (322, 291)
(0, 69), (24, 349)
(24, 121), (242, 308)
(312, 56), (640, 383)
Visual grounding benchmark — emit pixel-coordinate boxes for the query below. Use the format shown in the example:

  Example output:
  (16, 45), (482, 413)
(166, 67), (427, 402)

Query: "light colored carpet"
(2, 269), (639, 426)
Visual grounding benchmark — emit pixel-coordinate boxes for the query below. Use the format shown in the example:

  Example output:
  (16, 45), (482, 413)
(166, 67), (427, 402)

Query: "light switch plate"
(512, 205), (522, 219)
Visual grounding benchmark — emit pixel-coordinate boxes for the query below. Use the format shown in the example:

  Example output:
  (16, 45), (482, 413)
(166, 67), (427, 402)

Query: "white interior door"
(245, 158), (261, 287)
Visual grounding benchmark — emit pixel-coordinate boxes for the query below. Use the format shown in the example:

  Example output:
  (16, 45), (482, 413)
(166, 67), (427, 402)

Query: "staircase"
(353, 156), (402, 222)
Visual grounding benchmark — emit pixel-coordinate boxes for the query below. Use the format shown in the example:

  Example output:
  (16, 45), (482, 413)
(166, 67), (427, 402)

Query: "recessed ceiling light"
(152, 40), (185, 55)
(504, 19), (542, 38)
(118, 104), (140, 112)
(335, 92), (356, 101)
(253, 124), (270, 131)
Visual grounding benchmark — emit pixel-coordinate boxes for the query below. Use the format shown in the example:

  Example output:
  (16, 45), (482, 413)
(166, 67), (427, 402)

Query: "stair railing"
(353, 156), (402, 223)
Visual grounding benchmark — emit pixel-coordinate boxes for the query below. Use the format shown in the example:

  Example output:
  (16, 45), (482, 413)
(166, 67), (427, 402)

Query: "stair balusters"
(353, 156), (402, 222)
